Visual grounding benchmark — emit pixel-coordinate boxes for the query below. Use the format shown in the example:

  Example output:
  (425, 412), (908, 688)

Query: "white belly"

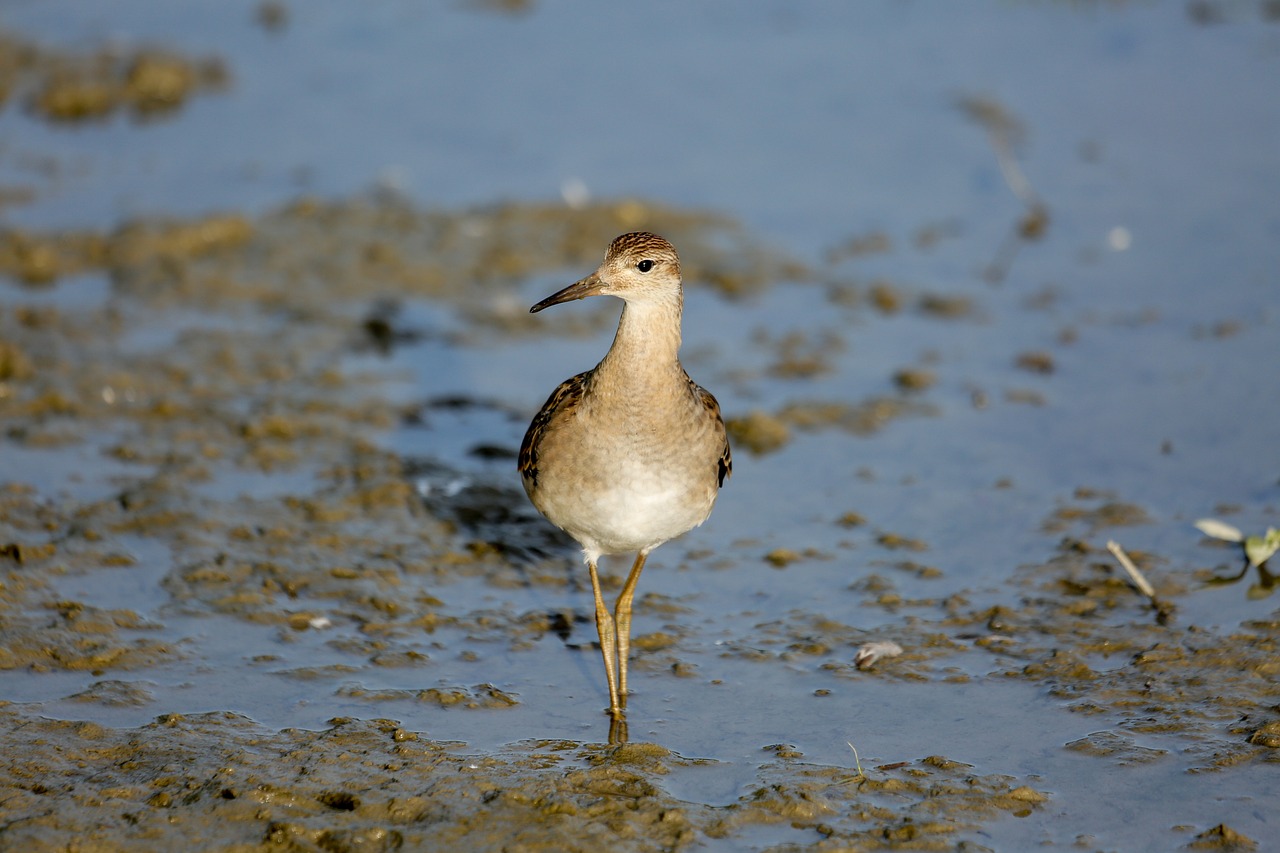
(529, 451), (717, 561)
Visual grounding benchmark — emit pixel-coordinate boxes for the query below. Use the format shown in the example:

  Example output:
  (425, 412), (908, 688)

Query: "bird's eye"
(636, 259), (654, 273)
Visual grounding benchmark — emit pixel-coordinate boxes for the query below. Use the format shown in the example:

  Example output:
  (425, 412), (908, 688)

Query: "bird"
(519, 232), (731, 740)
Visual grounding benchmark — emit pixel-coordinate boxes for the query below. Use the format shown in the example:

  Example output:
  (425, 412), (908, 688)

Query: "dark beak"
(530, 272), (606, 313)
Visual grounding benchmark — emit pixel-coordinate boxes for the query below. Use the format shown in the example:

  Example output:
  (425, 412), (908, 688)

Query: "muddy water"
(2, 3), (1279, 851)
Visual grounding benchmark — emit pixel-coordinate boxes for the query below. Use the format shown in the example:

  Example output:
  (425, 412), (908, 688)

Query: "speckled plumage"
(519, 232), (731, 738)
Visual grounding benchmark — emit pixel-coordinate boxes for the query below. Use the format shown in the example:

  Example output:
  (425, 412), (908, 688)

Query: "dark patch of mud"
(0, 29), (228, 127)
(0, 708), (1050, 851)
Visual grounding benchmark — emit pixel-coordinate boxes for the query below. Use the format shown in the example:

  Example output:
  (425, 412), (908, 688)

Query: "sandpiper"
(519, 232), (731, 739)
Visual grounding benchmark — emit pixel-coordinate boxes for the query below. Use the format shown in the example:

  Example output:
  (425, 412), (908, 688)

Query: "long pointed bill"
(529, 272), (606, 313)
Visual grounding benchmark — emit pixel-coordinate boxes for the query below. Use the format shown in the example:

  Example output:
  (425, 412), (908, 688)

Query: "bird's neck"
(595, 298), (685, 386)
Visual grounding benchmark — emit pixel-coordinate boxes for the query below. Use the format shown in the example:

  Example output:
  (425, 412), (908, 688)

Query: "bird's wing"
(692, 380), (732, 488)
(518, 371), (590, 487)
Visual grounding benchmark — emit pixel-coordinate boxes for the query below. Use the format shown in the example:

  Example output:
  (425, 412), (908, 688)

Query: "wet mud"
(1, 192), (1273, 851)
(0, 707), (1057, 851)
(2, 7), (1278, 850)
(0, 196), (1053, 850)
(0, 29), (227, 125)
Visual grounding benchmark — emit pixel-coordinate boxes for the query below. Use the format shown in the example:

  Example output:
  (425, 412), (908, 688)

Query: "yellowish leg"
(608, 715), (629, 746)
(613, 551), (649, 709)
(587, 560), (622, 718)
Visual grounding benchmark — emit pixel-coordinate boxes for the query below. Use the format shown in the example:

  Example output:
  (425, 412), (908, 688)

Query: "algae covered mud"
(2, 2), (1279, 851)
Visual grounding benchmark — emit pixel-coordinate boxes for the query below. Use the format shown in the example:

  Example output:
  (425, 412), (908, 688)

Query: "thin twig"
(1106, 539), (1156, 601)
(958, 95), (1050, 283)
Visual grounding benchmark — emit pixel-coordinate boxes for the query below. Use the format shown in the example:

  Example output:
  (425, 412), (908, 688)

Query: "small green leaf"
(1244, 527), (1280, 568)
(1194, 518), (1244, 543)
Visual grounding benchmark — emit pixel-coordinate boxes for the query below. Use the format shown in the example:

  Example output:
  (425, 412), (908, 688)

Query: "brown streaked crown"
(605, 232), (681, 279)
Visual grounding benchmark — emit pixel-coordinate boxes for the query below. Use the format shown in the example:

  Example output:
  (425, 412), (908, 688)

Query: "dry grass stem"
(1106, 539), (1156, 601)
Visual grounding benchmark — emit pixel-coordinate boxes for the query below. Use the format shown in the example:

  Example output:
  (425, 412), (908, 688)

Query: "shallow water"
(1, 2), (1278, 850)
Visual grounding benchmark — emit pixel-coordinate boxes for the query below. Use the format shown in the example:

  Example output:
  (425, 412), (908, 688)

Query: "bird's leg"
(613, 551), (649, 709)
(588, 559), (623, 718)
(608, 715), (629, 745)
